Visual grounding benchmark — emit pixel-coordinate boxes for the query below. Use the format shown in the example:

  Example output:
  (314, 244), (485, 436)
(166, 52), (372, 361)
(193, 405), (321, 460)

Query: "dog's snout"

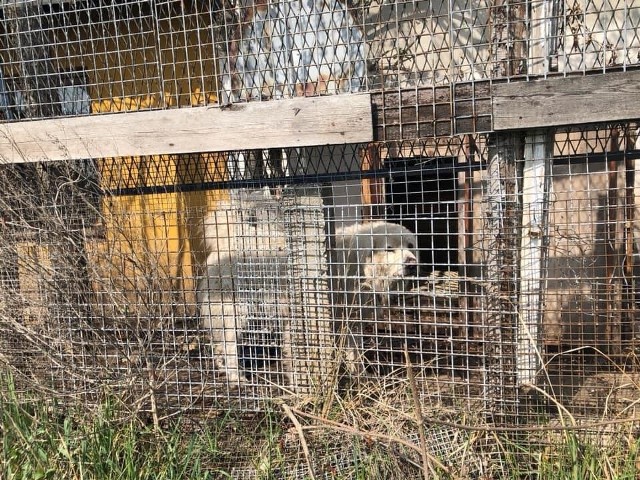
(405, 262), (418, 277)
(404, 251), (418, 265)
(403, 253), (418, 277)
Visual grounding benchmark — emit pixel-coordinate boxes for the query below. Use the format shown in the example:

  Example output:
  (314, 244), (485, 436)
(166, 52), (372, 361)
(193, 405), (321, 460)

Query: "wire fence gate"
(0, 0), (640, 476)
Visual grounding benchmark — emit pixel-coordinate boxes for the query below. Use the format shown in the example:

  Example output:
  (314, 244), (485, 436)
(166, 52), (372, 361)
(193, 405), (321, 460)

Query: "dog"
(329, 221), (419, 313)
(197, 206), (419, 384)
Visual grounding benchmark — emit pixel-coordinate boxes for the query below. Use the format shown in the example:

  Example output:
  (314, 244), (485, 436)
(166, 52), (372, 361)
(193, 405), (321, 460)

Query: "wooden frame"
(0, 94), (373, 163)
(492, 70), (640, 131)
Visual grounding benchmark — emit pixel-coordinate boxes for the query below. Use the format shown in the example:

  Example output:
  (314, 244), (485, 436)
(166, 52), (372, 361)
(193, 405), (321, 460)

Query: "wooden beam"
(484, 133), (520, 418)
(492, 70), (640, 130)
(517, 131), (550, 386)
(0, 94), (373, 163)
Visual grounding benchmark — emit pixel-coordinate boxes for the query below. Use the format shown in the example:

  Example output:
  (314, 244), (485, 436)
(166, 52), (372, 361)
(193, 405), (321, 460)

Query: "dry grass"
(3, 367), (640, 479)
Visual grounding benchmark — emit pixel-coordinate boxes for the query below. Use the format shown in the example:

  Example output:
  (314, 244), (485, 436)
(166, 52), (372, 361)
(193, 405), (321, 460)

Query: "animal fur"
(198, 213), (418, 383)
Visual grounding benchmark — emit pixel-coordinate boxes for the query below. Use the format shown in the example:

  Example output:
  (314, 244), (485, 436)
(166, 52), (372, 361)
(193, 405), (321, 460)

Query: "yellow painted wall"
(90, 93), (227, 314)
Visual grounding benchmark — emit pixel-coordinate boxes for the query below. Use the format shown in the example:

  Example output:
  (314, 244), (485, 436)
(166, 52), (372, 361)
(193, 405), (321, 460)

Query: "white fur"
(198, 216), (418, 383)
(330, 221), (419, 311)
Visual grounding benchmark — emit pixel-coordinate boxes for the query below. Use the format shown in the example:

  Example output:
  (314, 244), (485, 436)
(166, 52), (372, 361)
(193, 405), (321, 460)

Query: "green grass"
(534, 430), (640, 480)
(2, 374), (640, 479)
(0, 379), (228, 479)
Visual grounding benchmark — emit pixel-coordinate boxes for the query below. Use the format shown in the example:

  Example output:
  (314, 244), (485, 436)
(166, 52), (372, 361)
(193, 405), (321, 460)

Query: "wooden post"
(490, 0), (528, 77)
(517, 131), (550, 386)
(486, 0), (530, 420)
(361, 144), (384, 222)
(458, 135), (476, 344)
(483, 133), (520, 420)
(515, 0), (557, 389)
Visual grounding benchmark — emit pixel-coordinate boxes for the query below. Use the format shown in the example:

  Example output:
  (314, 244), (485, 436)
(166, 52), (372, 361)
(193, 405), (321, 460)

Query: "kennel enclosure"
(0, 0), (639, 473)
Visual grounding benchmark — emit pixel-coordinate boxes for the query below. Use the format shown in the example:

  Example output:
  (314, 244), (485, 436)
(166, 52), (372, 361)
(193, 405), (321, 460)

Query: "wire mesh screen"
(2, 0), (640, 475)
(555, 0), (640, 72)
(0, 139), (492, 409)
(0, 0), (636, 124)
(539, 125), (640, 416)
(3, 126), (640, 472)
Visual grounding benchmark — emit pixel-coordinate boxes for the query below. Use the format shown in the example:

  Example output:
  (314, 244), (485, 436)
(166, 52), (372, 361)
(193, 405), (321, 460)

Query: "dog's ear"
(336, 227), (373, 278)
(353, 231), (374, 268)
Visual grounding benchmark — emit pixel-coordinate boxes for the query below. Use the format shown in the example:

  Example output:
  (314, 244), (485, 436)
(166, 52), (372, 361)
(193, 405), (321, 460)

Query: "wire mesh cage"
(1, 0), (640, 476)
(0, 0), (637, 123)
(5, 125), (640, 472)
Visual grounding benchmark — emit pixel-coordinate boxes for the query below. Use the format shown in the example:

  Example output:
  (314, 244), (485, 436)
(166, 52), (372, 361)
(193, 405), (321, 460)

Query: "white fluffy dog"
(198, 209), (418, 383)
(330, 221), (419, 312)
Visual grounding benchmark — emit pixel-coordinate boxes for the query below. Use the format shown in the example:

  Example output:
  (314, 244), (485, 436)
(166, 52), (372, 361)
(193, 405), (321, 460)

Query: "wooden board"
(517, 131), (549, 385)
(492, 70), (640, 130)
(0, 94), (372, 163)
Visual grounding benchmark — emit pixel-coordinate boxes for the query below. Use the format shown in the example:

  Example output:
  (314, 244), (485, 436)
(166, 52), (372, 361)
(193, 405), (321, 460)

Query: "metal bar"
(106, 159), (485, 197)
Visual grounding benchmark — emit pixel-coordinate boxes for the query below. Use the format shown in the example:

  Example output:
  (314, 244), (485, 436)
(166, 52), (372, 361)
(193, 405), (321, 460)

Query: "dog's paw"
(214, 357), (248, 386)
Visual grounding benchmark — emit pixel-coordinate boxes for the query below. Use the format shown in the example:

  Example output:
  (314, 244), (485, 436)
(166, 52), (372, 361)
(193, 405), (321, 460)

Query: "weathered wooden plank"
(0, 94), (372, 163)
(517, 131), (550, 386)
(493, 70), (640, 130)
(484, 133), (520, 416)
(514, 0), (553, 387)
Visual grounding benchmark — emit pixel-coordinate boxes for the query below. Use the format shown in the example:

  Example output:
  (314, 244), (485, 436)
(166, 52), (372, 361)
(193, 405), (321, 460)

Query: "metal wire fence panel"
(555, 0), (640, 73)
(2, 0), (640, 474)
(1, 127), (640, 472)
(0, 0), (636, 126)
(0, 139), (492, 408)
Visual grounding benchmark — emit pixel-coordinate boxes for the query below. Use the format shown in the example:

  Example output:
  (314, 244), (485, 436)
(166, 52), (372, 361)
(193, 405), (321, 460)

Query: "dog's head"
(358, 222), (419, 303)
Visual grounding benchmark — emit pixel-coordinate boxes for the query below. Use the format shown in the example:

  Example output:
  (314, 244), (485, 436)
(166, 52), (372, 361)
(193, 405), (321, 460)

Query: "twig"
(144, 355), (160, 433)
(289, 406), (449, 473)
(405, 345), (437, 480)
(282, 403), (316, 480)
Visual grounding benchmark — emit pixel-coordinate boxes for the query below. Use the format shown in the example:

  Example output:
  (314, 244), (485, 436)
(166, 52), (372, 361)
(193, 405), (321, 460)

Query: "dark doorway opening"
(385, 157), (458, 274)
